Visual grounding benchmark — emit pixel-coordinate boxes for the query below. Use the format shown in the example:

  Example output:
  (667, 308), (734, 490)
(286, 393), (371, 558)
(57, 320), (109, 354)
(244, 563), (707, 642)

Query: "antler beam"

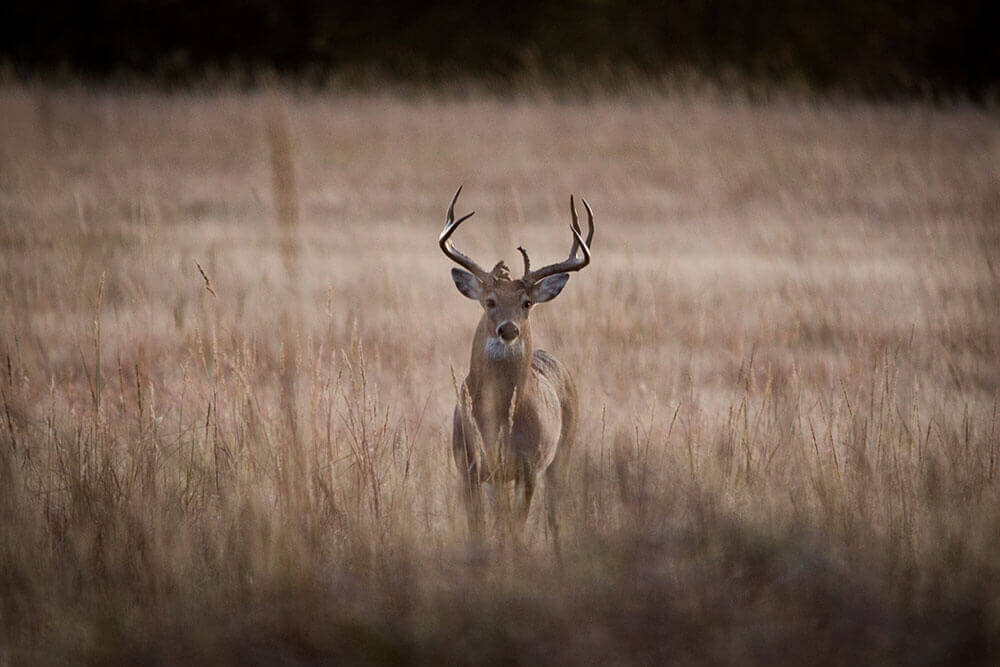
(439, 186), (489, 280)
(522, 195), (595, 283)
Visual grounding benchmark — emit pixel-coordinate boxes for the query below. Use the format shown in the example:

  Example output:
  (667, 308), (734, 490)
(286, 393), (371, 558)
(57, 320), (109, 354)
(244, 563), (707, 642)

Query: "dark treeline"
(2, 0), (997, 98)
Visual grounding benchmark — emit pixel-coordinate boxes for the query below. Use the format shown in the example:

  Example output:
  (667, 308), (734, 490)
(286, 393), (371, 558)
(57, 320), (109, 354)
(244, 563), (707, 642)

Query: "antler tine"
(567, 195), (581, 260)
(566, 195), (595, 261)
(439, 186), (489, 279)
(445, 185), (463, 224)
(568, 220), (591, 266)
(524, 195), (595, 284)
(581, 197), (595, 247)
(517, 246), (531, 277)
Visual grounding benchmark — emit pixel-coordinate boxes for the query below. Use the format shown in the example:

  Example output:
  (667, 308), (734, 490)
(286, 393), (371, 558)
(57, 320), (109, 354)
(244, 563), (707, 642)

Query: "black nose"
(498, 321), (519, 342)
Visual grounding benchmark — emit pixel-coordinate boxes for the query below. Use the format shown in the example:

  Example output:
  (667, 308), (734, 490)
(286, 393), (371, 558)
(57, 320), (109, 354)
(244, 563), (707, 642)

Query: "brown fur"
(451, 274), (577, 541)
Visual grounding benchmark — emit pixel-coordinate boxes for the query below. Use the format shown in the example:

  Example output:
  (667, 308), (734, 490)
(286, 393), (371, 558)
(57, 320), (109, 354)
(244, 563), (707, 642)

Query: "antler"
(517, 246), (530, 275)
(439, 186), (489, 280)
(522, 195), (595, 283)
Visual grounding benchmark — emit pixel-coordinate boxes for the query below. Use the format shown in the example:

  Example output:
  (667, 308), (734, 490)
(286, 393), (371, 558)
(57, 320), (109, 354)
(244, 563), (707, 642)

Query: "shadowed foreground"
(1, 86), (998, 663)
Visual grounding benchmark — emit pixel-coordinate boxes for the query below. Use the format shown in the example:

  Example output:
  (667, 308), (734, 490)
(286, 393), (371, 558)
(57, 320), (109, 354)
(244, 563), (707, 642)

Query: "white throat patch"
(485, 336), (524, 361)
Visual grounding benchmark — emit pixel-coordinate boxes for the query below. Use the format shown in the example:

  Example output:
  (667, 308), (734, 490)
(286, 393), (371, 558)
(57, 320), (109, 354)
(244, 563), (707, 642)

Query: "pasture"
(1, 85), (998, 663)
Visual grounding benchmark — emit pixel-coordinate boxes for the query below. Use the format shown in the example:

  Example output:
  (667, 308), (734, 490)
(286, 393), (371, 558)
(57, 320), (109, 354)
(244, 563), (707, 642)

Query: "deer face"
(451, 266), (570, 354)
(439, 186), (594, 359)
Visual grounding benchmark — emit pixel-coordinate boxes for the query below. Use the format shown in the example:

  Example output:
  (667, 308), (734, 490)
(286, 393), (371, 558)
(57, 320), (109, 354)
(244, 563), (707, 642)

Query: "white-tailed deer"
(440, 186), (594, 543)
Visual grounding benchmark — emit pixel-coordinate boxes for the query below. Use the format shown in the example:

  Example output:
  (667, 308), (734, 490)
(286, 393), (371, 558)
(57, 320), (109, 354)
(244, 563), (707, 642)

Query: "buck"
(440, 186), (594, 541)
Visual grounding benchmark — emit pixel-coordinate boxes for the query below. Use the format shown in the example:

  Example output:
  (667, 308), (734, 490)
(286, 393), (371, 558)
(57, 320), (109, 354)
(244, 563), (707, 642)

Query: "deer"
(440, 186), (595, 545)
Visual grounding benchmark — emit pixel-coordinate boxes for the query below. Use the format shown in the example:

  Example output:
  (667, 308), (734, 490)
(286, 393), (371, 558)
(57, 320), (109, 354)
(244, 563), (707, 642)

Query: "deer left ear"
(451, 268), (484, 300)
(530, 273), (570, 303)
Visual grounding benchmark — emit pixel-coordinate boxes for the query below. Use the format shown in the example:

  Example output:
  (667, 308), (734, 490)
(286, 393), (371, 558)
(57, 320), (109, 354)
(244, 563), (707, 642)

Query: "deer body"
(453, 321), (576, 485)
(439, 187), (594, 538)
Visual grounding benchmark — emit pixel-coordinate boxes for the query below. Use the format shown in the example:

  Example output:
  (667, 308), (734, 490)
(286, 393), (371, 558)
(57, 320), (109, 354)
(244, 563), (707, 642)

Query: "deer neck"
(467, 316), (533, 418)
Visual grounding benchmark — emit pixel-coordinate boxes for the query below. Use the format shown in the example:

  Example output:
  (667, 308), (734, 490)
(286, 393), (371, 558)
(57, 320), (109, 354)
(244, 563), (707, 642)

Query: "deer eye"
(485, 298), (496, 309)
(522, 299), (532, 309)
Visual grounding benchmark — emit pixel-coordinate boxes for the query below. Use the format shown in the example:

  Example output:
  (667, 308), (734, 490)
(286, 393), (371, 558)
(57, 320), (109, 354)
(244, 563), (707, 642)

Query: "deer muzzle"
(497, 321), (519, 342)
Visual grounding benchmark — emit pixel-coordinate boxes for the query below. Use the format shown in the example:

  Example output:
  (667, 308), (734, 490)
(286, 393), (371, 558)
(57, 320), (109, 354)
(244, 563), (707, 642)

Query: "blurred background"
(2, 0), (998, 99)
(2, 2), (999, 663)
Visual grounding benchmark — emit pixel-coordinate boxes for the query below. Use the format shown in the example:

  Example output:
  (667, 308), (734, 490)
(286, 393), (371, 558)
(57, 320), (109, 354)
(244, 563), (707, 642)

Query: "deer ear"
(530, 273), (570, 303)
(451, 268), (483, 300)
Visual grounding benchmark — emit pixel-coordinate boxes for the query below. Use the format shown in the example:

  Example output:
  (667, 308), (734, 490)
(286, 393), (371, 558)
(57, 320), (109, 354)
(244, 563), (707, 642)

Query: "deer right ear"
(451, 268), (483, 300)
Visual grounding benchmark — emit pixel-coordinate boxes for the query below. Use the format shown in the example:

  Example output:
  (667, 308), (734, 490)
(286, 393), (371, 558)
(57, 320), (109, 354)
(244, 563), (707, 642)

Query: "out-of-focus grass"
(1, 84), (998, 664)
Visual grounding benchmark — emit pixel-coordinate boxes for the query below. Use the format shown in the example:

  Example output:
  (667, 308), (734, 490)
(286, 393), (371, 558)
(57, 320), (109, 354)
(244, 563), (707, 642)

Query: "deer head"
(439, 186), (594, 360)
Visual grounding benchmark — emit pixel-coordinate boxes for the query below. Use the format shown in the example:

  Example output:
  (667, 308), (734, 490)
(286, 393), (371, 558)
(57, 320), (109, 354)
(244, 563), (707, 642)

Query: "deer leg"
(518, 463), (536, 525)
(544, 465), (562, 557)
(461, 468), (484, 538)
(454, 405), (486, 539)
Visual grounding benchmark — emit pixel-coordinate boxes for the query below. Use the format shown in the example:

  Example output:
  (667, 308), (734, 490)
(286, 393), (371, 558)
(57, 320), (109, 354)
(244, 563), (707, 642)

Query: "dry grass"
(1, 84), (998, 664)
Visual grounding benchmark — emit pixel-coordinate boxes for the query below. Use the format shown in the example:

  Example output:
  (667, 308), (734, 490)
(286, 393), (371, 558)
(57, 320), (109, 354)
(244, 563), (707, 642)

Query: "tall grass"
(0, 84), (997, 663)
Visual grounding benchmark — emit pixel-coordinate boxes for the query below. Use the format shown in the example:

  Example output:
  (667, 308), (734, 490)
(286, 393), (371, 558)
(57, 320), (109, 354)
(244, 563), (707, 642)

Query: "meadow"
(1, 84), (998, 663)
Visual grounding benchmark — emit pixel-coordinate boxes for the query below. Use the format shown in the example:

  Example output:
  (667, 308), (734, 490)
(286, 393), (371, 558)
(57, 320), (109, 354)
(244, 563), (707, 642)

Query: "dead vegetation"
(1, 84), (998, 664)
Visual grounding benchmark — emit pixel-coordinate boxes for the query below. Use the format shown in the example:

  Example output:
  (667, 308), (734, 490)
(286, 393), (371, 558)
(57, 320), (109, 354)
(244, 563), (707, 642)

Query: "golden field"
(1, 85), (998, 664)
